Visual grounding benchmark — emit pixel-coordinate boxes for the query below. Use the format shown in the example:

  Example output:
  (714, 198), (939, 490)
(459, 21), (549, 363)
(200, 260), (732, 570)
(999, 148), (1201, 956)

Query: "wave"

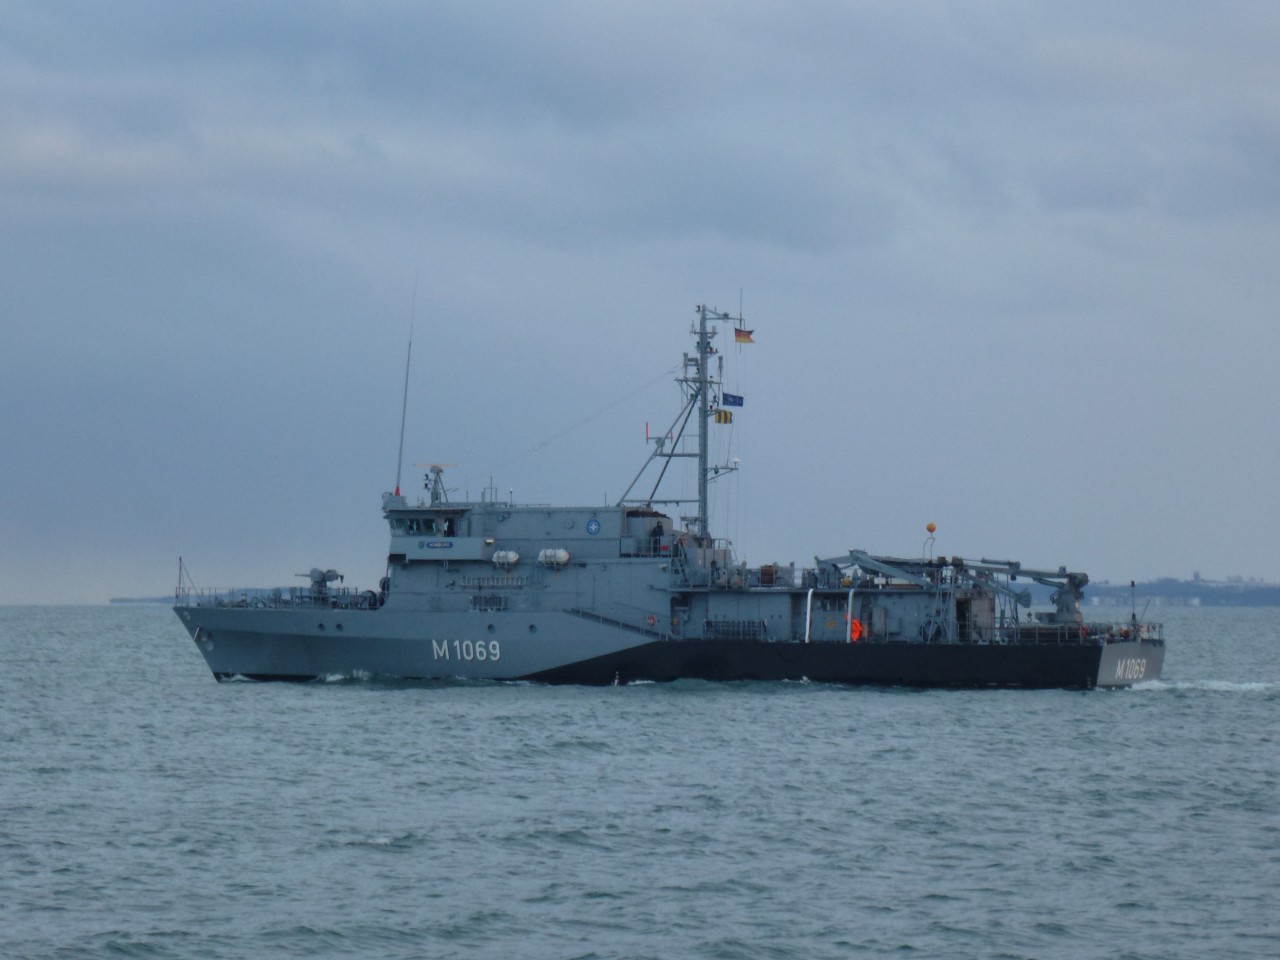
(318, 670), (373, 684)
(315, 830), (428, 853)
(1132, 678), (1280, 694)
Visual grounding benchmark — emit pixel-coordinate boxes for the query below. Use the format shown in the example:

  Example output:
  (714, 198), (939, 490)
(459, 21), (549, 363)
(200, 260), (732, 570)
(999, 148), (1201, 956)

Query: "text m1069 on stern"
(432, 639), (501, 661)
(1115, 657), (1147, 681)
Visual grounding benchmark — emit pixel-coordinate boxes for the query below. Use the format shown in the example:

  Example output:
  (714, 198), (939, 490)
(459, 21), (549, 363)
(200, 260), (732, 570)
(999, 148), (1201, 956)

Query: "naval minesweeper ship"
(174, 305), (1164, 688)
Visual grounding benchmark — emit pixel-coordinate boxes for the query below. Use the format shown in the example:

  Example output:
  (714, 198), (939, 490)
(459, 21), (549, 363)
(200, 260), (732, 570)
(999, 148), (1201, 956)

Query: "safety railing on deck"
(174, 583), (381, 610)
(1007, 620), (1165, 645)
(789, 619), (1165, 646)
(904, 620), (1166, 646)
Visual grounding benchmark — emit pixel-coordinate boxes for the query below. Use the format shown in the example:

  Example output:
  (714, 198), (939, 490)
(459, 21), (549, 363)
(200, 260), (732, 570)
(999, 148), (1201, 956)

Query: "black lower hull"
(523, 638), (1163, 689)
(215, 638), (1163, 689)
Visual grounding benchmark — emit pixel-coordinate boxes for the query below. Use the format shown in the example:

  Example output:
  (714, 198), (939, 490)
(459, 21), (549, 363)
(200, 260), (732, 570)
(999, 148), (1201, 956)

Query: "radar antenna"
(415, 462), (457, 504)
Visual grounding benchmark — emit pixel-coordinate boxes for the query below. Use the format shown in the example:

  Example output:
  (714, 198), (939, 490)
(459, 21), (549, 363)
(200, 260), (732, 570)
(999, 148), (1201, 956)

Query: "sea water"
(1, 605), (1277, 960)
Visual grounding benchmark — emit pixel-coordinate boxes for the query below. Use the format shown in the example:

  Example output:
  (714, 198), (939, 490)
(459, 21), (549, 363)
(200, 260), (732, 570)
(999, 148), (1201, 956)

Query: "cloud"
(3, 1), (1280, 602)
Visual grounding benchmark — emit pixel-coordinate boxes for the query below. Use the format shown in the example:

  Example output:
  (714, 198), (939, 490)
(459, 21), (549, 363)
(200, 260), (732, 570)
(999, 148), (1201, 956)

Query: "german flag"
(734, 327), (754, 344)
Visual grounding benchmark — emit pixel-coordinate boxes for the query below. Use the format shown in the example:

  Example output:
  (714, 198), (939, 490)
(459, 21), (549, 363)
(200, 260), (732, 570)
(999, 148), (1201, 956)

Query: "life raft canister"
(849, 617), (863, 643)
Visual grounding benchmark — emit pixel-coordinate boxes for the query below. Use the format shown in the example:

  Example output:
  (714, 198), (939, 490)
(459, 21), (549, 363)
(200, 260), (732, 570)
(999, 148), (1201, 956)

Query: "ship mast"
(693, 304), (714, 541)
(619, 304), (741, 543)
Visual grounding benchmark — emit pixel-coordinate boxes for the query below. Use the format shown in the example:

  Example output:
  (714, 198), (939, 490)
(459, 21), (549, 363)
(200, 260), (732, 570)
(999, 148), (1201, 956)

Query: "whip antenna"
(394, 274), (418, 496)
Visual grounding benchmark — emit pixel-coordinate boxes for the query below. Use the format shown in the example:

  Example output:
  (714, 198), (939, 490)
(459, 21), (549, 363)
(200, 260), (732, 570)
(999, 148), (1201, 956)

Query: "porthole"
(528, 624), (538, 634)
(487, 624), (496, 634)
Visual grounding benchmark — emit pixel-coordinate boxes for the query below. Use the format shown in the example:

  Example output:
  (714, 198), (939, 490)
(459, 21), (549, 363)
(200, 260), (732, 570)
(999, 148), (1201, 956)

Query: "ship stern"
(1096, 639), (1164, 688)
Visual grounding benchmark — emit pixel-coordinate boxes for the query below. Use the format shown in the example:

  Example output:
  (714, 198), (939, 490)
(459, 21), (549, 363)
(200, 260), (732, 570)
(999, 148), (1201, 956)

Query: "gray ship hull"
(176, 607), (1162, 689)
(176, 605), (654, 682)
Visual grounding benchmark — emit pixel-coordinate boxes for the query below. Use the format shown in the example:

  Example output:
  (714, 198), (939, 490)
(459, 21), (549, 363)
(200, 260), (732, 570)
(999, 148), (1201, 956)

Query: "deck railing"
(174, 584), (379, 610)
(789, 620), (1164, 646)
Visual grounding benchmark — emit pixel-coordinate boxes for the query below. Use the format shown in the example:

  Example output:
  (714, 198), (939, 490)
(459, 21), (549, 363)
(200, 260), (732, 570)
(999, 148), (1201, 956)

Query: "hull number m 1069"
(1115, 657), (1147, 681)
(432, 639), (501, 662)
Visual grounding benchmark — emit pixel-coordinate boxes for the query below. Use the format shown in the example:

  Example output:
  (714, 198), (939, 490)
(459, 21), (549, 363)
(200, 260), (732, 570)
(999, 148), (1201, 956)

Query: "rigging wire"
(719, 293), (750, 550)
(461, 364), (681, 489)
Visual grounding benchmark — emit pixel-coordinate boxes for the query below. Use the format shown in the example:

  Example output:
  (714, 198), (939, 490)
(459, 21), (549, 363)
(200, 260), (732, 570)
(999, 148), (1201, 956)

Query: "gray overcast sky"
(3, 1), (1278, 604)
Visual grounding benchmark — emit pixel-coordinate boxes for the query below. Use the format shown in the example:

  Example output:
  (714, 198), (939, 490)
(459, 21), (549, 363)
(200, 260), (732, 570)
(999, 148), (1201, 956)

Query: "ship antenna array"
(618, 303), (745, 543)
(393, 274), (418, 497)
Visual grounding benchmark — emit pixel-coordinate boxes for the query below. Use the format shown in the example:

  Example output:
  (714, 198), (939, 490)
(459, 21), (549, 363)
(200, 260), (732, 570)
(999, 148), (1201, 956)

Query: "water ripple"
(1, 606), (1278, 960)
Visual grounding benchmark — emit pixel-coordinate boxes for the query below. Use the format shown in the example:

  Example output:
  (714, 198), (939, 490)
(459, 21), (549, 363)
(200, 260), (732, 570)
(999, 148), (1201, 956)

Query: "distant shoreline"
(1088, 579), (1280, 607)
